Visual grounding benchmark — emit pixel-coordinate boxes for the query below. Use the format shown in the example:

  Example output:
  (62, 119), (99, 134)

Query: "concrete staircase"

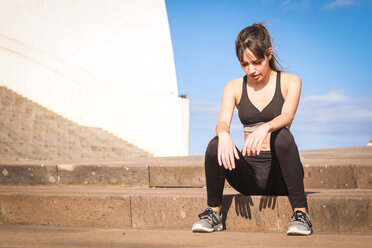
(0, 146), (371, 234)
(0, 86), (151, 160)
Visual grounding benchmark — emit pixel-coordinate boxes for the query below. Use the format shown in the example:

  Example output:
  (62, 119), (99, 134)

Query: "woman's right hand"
(217, 132), (240, 170)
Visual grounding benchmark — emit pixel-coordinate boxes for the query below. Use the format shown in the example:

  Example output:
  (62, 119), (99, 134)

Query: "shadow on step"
(221, 195), (278, 227)
(219, 191), (320, 229)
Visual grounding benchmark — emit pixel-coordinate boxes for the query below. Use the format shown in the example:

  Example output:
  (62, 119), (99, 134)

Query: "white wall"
(0, 0), (190, 156)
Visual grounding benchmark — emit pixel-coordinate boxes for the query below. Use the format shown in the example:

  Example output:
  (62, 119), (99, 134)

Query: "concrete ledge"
(0, 186), (371, 233)
(0, 192), (131, 227)
(302, 164), (357, 189)
(149, 163), (204, 187)
(0, 162), (149, 187)
(299, 146), (372, 159)
(308, 196), (372, 233)
(1, 156), (371, 189)
(57, 164), (149, 187)
(355, 165), (372, 189)
(149, 157), (372, 189)
(278, 191), (372, 233)
(0, 164), (57, 185)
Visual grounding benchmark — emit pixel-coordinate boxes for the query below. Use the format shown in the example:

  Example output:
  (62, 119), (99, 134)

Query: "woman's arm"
(216, 80), (240, 170)
(266, 74), (302, 132)
(242, 74), (302, 156)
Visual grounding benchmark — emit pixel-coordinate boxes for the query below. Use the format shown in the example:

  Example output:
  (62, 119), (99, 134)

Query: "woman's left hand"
(242, 123), (271, 156)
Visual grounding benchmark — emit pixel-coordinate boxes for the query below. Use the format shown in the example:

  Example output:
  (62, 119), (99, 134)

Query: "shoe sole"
(287, 227), (312, 236)
(192, 223), (223, 233)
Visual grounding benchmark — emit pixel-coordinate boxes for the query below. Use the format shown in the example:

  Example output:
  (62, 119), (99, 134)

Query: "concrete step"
(1, 224), (372, 248)
(0, 186), (371, 234)
(149, 157), (372, 189)
(1, 155), (371, 189)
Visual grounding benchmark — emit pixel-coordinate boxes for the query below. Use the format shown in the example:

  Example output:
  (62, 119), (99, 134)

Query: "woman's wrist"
(263, 123), (272, 132)
(217, 131), (230, 137)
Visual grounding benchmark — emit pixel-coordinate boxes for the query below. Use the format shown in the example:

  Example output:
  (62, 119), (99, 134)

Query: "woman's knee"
(205, 136), (219, 160)
(272, 128), (296, 153)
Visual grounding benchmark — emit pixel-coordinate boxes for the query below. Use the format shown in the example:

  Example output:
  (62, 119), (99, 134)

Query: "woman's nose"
(248, 65), (256, 74)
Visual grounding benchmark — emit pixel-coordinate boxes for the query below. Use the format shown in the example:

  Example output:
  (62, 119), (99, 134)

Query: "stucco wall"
(0, 0), (189, 156)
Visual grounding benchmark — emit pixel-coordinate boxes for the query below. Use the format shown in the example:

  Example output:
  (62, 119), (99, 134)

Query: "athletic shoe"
(287, 210), (312, 235)
(192, 208), (223, 233)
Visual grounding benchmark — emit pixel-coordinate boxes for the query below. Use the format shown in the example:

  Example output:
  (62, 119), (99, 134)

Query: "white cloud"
(281, 0), (310, 9)
(292, 91), (372, 134)
(322, 0), (357, 10)
(302, 91), (349, 104)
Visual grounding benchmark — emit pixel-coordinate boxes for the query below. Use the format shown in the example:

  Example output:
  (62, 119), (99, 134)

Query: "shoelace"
(198, 208), (219, 224)
(291, 210), (312, 228)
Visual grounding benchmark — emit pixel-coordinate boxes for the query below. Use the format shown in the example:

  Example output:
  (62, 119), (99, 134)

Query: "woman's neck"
(247, 69), (274, 89)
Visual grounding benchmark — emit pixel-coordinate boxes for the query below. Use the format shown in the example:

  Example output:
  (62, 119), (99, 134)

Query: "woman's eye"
(253, 61), (262, 65)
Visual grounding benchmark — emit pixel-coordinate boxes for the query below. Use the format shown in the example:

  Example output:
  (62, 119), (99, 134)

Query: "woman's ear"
(266, 47), (273, 60)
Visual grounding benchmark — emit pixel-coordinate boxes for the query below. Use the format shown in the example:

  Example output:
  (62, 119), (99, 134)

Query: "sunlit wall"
(0, 0), (190, 156)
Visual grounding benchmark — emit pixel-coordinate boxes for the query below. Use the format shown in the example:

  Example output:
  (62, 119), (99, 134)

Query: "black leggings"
(205, 128), (306, 209)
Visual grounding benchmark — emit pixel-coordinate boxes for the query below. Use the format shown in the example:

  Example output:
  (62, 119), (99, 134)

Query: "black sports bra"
(238, 71), (284, 131)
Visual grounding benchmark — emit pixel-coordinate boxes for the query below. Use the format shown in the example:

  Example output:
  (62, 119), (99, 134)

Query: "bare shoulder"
(225, 76), (244, 89)
(281, 72), (302, 86)
(223, 76), (244, 104)
(280, 72), (301, 98)
(223, 76), (244, 94)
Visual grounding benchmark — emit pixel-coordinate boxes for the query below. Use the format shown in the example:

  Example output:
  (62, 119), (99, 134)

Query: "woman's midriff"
(244, 132), (271, 151)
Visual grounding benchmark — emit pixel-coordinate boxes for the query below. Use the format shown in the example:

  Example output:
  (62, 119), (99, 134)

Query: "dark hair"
(235, 22), (282, 71)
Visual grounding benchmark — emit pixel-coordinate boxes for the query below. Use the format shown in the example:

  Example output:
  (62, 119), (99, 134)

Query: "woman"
(192, 23), (312, 235)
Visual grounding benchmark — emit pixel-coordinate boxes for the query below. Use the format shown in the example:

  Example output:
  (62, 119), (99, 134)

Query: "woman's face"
(240, 48), (272, 82)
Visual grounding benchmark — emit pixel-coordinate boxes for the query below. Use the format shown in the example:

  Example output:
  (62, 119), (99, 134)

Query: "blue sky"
(165, 0), (372, 155)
